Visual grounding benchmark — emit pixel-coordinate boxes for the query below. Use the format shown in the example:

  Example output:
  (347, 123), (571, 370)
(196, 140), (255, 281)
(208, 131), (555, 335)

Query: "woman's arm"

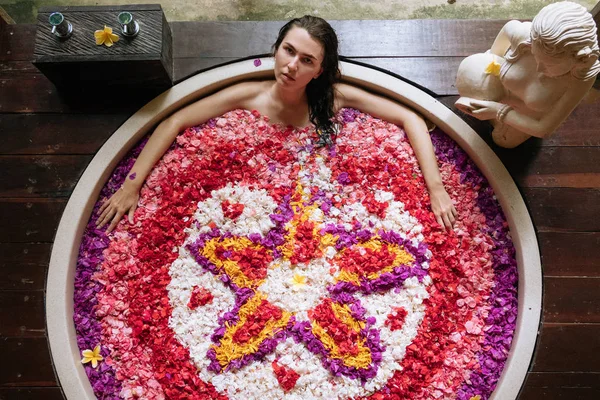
(469, 80), (593, 138)
(335, 83), (457, 230)
(490, 20), (531, 57)
(96, 81), (261, 232)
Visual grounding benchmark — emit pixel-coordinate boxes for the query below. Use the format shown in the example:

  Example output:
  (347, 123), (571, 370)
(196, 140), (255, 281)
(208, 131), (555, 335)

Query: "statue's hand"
(467, 100), (504, 121)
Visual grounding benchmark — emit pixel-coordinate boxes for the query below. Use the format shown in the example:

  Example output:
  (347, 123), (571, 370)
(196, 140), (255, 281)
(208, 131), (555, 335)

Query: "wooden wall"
(1, 16), (599, 399)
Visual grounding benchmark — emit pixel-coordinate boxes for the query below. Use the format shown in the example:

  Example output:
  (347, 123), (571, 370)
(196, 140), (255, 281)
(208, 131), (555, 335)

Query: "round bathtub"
(46, 58), (541, 400)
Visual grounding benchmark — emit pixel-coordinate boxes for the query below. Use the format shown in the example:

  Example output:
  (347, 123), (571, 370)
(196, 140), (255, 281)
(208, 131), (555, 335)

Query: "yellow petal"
(82, 349), (95, 358)
(291, 273), (307, 288)
(81, 356), (92, 364)
(109, 33), (119, 43)
(93, 345), (102, 357)
(104, 37), (114, 47)
(94, 32), (106, 45)
(103, 26), (112, 34)
(91, 358), (98, 368)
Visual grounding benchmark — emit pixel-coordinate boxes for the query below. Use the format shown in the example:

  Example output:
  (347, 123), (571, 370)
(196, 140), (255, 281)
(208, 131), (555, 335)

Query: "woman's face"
(531, 40), (575, 78)
(274, 27), (324, 90)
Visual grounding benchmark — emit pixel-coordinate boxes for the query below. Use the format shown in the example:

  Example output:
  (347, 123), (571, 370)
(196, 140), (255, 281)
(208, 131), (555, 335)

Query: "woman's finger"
(448, 211), (456, 225)
(97, 207), (115, 229)
(451, 206), (458, 218)
(106, 211), (124, 234)
(128, 206), (135, 224)
(442, 214), (453, 231)
(96, 205), (112, 227)
(435, 213), (446, 231)
(98, 198), (109, 214)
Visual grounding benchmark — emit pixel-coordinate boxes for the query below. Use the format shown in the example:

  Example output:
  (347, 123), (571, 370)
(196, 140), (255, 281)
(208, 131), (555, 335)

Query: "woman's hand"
(429, 185), (458, 231)
(96, 184), (140, 233)
(467, 100), (504, 121)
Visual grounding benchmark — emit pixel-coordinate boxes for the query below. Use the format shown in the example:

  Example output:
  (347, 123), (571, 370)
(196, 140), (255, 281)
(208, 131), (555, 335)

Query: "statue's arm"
(490, 20), (531, 57)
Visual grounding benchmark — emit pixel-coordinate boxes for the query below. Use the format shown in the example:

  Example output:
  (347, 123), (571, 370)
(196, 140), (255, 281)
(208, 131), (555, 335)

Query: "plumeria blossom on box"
(74, 108), (517, 400)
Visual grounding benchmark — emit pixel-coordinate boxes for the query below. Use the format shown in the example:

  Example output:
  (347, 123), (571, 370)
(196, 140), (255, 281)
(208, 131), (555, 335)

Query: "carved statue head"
(531, 1), (600, 80)
(506, 2), (600, 80)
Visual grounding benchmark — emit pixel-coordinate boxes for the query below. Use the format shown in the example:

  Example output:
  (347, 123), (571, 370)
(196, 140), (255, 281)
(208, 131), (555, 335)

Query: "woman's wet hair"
(272, 15), (341, 145)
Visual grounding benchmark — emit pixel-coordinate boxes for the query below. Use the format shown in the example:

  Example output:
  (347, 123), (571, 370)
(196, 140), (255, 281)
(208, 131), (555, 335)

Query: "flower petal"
(82, 349), (95, 358)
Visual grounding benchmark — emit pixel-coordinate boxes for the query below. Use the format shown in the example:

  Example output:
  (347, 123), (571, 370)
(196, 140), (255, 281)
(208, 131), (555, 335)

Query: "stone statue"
(455, 1), (600, 148)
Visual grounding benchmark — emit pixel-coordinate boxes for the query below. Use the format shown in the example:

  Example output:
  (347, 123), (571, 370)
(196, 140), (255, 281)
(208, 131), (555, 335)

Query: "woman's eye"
(304, 58), (312, 64)
(286, 47), (293, 54)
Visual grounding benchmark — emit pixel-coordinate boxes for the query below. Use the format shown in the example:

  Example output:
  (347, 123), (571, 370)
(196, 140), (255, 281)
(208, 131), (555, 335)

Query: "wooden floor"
(1, 17), (600, 400)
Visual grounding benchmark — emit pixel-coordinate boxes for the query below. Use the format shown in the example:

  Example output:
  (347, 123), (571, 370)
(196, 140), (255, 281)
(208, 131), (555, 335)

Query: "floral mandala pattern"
(75, 108), (518, 400)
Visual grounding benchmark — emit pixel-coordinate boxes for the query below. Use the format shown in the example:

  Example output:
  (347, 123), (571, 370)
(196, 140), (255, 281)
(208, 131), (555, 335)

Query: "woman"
(97, 15), (457, 233)
(459, 1), (600, 147)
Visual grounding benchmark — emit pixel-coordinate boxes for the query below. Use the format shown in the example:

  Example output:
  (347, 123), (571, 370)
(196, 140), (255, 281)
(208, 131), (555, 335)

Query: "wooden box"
(32, 4), (173, 96)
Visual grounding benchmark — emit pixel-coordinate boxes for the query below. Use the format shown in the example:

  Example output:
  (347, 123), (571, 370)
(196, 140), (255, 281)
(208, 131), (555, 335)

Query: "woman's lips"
(282, 73), (295, 81)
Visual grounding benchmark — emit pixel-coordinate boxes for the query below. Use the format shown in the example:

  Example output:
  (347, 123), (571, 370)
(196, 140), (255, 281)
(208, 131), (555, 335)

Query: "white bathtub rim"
(46, 57), (541, 400)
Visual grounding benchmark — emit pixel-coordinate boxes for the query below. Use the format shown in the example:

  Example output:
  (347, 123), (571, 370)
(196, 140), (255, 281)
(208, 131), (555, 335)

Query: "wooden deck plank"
(0, 291), (45, 337)
(0, 156), (92, 198)
(497, 147), (600, 188)
(0, 337), (58, 386)
(539, 232), (600, 277)
(523, 371), (600, 389)
(520, 371), (600, 400)
(0, 199), (66, 242)
(0, 63), (64, 113)
(0, 24), (36, 62)
(543, 278), (600, 323)
(0, 114), (128, 155)
(0, 388), (64, 400)
(0, 244), (51, 291)
(0, 61), (155, 114)
(171, 20), (505, 58)
(532, 323), (600, 372)
(522, 188), (600, 232)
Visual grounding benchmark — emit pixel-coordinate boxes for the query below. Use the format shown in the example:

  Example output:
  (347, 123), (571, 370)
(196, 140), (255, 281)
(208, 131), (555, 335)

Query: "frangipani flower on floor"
(81, 345), (103, 368)
(94, 26), (119, 47)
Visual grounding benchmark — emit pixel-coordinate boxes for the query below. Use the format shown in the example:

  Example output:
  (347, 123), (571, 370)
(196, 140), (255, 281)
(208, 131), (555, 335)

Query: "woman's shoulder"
(333, 82), (363, 111)
(213, 81), (272, 109)
(224, 80), (271, 98)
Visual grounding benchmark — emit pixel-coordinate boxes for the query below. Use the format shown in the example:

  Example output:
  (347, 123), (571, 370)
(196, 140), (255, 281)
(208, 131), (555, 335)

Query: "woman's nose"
(288, 57), (298, 71)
